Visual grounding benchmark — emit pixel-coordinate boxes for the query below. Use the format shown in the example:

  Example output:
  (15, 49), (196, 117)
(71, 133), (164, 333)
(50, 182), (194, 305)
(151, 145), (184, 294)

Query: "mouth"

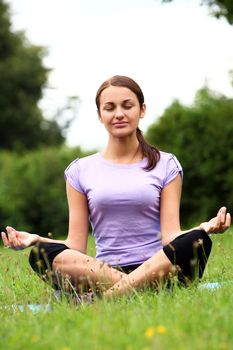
(113, 122), (128, 127)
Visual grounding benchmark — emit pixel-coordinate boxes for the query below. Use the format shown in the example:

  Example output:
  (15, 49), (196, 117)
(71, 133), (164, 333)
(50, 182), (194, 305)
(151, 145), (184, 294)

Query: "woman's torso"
(64, 151), (183, 266)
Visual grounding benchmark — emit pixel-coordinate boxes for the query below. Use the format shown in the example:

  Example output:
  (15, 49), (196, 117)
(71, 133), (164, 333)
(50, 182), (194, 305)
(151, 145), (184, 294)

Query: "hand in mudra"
(200, 207), (231, 234)
(1, 226), (39, 250)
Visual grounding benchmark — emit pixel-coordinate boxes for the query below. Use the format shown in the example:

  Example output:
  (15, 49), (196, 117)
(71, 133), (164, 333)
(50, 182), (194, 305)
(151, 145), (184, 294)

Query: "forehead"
(99, 86), (138, 105)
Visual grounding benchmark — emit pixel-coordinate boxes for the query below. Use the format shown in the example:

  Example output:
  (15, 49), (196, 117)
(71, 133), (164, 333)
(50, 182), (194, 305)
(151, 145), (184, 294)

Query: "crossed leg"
(54, 249), (173, 296)
(29, 229), (212, 298)
(103, 250), (173, 298)
(52, 249), (126, 293)
(32, 245), (174, 297)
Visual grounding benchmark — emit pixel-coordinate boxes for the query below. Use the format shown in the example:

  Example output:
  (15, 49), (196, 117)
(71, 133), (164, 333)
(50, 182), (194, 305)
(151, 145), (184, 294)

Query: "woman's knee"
(28, 242), (71, 289)
(163, 229), (212, 283)
(28, 242), (70, 275)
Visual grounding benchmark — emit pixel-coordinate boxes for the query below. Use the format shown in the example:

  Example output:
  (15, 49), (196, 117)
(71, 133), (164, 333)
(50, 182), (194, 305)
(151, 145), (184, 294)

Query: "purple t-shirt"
(64, 151), (183, 267)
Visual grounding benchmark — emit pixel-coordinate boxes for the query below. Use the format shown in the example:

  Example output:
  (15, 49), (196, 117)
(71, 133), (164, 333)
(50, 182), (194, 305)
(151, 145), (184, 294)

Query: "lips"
(113, 122), (128, 127)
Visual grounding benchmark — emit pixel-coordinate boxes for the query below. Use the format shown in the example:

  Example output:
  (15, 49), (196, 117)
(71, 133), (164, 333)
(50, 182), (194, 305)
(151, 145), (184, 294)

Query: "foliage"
(0, 1), (64, 151)
(0, 146), (92, 236)
(146, 87), (233, 225)
(162, 0), (233, 24)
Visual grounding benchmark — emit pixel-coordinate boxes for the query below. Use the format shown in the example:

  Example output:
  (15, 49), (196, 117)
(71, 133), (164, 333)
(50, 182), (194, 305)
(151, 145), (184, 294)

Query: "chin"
(111, 128), (134, 136)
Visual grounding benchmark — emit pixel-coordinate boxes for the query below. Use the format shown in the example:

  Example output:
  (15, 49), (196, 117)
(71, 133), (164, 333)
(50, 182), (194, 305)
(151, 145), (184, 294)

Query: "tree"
(146, 87), (233, 225)
(162, 0), (233, 24)
(0, 1), (64, 151)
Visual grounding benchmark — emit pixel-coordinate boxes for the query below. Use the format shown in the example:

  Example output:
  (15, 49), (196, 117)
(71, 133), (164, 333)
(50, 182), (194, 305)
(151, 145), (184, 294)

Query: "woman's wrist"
(32, 234), (40, 245)
(198, 223), (209, 233)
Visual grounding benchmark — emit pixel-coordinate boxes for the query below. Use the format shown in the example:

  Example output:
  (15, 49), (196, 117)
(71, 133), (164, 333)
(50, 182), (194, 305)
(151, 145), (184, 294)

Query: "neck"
(101, 136), (142, 164)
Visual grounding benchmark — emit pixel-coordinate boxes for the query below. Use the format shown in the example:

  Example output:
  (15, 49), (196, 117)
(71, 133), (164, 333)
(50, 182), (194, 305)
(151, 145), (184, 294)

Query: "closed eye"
(123, 104), (133, 109)
(103, 103), (114, 111)
(122, 99), (135, 109)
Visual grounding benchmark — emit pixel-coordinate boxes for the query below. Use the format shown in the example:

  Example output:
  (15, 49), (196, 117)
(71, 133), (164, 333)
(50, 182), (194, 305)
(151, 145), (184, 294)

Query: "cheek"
(99, 112), (112, 124)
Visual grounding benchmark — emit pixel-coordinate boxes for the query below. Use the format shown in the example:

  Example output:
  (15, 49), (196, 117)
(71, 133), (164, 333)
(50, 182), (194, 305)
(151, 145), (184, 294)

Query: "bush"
(0, 146), (92, 237)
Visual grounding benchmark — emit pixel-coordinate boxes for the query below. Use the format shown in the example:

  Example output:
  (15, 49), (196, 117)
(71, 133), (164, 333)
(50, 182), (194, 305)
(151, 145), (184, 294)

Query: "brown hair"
(95, 75), (160, 171)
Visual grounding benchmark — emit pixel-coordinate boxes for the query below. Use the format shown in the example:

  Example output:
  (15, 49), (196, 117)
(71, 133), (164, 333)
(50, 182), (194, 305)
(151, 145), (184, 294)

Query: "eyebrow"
(103, 99), (134, 105)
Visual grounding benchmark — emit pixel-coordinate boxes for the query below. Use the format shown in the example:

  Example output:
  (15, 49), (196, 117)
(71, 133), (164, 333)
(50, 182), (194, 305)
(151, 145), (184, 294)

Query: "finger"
(219, 207), (227, 225)
(6, 227), (20, 248)
(214, 213), (221, 232)
(11, 235), (21, 248)
(6, 226), (16, 234)
(222, 213), (231, 231)
(218, 206), (226, 214)
(216, 212), (231, 233)
(1, 232), (10, 247)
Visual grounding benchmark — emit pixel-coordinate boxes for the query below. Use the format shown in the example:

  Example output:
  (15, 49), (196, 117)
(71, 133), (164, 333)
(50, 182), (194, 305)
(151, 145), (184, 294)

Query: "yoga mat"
(1, 304), (52, 313)
(198, 281), (233, 290)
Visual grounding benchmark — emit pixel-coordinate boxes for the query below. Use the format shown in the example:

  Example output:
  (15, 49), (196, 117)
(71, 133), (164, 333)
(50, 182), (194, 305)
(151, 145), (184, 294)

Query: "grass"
(0, 231), (233, 350)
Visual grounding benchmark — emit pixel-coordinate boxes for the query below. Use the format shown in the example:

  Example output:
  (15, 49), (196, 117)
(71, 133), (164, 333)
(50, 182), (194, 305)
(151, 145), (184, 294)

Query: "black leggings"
(163, 229), (212, 283)
(28, 229), (212, 288)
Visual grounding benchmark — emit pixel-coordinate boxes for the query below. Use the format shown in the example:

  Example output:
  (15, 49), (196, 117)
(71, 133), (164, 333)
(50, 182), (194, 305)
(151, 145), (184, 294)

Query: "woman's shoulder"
(157, 150), (183, 173)
(66, 153), (99, 169)
(157, 150), (183, 180)
(64, 153), (100, 188)
(158, 150), (181, 163)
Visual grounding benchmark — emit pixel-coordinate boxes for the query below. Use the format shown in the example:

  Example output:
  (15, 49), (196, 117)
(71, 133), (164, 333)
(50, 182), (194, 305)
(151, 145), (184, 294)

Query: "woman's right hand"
(1, 226), (39, 250)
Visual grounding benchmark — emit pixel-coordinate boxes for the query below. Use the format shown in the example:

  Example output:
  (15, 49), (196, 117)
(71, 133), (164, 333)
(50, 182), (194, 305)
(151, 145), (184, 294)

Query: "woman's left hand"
(199, 206), (231, 234)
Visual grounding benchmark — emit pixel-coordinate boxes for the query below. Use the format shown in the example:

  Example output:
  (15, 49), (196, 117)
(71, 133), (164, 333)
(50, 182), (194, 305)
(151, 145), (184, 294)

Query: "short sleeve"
(163, 154), (183, 188)
(64, 159), (84, 193)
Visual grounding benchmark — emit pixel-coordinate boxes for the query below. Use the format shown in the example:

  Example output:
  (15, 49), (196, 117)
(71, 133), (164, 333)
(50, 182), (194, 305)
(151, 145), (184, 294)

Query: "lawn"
(0, 231), (233, 350)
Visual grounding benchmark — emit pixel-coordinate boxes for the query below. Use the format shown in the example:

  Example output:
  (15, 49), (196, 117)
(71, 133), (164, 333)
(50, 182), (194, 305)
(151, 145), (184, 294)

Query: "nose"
(115, 106), (124, 119)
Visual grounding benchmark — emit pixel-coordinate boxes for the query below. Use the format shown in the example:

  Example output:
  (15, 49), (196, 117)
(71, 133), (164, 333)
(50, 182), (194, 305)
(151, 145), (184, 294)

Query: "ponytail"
(136, 127), (160, 171)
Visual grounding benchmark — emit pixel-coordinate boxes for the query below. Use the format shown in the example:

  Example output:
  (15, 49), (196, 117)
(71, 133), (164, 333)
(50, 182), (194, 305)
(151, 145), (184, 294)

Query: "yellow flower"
(31, 335), (39, 343)
(220, 342), (228, 350)
(62, 347), (72, 350)
(145, 327), (155, 338)
(155, 325), (167, 334)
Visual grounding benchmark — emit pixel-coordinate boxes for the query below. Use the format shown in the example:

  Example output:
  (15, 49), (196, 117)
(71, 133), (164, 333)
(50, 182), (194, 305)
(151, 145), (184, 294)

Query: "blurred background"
(0, 0), (233, 236)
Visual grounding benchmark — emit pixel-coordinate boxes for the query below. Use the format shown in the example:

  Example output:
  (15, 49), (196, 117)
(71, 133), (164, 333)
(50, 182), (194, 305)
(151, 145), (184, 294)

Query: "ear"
(139, 103), (146, 119)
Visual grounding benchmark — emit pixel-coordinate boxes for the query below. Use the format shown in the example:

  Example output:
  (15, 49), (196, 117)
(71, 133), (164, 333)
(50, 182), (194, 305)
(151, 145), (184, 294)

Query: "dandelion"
(62, 347), (72, 350)
(145, 327), (155, 338)
(145, 325), (167, 338)
(155, 325), (167, 334)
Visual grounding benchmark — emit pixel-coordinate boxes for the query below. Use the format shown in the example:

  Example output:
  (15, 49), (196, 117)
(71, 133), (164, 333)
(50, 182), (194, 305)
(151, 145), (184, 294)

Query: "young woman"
(1, 75), (231, 299)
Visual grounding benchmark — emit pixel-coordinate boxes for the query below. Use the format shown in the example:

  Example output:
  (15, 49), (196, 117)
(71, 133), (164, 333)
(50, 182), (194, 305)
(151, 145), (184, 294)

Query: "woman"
(1, 75), (231, 299)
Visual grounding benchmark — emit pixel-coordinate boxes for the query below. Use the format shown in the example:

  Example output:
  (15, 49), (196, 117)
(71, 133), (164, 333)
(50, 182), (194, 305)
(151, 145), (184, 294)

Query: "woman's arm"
(64, 181), (89, 253)
(160, 174), (182, 245)
(160, 175), (231, 245)
(1, 182), (89, 252)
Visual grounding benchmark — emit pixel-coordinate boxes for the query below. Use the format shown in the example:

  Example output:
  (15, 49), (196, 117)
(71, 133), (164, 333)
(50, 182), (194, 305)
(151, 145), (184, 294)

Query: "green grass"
(0, 231), (233, 350)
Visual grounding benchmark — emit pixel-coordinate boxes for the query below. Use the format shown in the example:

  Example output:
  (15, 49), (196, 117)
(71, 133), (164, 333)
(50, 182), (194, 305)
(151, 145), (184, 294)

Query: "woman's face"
(98, 85), (146, 138)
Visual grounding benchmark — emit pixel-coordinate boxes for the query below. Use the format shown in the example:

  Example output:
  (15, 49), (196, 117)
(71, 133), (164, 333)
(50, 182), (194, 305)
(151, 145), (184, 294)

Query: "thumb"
(6, 226), (17, 233)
